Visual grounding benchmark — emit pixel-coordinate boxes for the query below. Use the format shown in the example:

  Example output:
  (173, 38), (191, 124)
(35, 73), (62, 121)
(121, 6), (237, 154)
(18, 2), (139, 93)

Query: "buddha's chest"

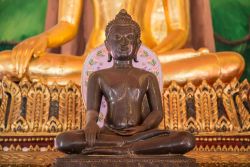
(101, 73), (147, 101)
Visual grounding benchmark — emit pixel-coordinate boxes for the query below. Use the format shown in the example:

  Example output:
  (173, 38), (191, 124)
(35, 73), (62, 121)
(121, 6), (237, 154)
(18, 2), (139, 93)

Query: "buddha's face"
(105, 25), (141, 61)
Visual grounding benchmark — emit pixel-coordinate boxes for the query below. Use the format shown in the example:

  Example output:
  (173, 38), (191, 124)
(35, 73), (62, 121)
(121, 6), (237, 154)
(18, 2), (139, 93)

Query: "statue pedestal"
(54, 154), (197, 167)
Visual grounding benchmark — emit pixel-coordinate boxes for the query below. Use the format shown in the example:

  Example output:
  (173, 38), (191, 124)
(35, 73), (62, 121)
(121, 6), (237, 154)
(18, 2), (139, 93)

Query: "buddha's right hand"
(11, 34), (48, 78)
(85, 121), (100, 147)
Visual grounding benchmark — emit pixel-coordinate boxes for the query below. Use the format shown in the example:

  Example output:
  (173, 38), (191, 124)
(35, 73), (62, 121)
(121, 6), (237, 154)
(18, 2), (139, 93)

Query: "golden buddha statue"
(0, 0), (245, 86)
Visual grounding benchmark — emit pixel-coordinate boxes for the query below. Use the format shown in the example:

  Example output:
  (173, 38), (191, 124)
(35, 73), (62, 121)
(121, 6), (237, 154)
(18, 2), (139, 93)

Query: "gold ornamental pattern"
(0, 77), (249, 133)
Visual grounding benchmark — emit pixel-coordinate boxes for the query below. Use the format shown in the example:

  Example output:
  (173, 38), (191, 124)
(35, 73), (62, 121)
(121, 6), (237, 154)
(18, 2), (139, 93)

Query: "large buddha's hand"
(85, 121), (100, 147)
(11, 34), (47, 78)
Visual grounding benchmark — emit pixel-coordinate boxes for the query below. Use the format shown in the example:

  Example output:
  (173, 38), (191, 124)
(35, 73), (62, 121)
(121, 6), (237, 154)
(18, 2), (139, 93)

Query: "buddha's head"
(105, 9), (141, 62)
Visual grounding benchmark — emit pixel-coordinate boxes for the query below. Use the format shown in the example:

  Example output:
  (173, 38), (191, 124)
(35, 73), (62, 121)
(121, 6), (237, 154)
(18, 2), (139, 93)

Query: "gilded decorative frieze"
(184, 81), (200, 132)
(26, 81), (50, 132)
(44, 83), (63, 133)
(238, 79), (250, 131)
(1, 76), (21, 132)
(213, 79), (233, 131)
(59, 82), (84, 131)
(11, 77), (31, 132)
(163, 81), (186, 130)
(0, 77), (249, 133)
(195, 80), (218, 132)
(222, 78), (242, 131)
(0, 80), (6, 131)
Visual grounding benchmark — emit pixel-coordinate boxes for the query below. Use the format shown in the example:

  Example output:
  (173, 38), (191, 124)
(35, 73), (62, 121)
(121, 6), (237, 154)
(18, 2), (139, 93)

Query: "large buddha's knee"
(178, 131), (195, 152)
(0, 50), (17, 79)
(217, 52), (245, 81)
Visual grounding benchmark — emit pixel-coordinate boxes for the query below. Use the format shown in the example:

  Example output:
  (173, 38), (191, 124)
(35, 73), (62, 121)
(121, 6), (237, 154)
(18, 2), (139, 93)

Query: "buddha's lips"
(116, 47), (133, 55)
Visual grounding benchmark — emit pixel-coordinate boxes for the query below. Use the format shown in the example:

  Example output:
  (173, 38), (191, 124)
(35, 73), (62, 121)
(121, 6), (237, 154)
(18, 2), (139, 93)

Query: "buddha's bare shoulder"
(88, 67), (157, 81)
(88, 68), (113, 78)
(134, 67), (155, 75)
(87, 68), (114, 81)
(131, 68), (158, 79)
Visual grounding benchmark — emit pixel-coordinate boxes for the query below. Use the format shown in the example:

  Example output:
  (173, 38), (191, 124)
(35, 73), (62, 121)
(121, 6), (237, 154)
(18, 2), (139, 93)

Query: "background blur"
(0, 0), (249, 80)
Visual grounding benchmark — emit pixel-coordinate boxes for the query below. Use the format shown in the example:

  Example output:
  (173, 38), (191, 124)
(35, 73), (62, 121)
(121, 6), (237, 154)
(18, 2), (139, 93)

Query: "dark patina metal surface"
(55, 9), (195, 155)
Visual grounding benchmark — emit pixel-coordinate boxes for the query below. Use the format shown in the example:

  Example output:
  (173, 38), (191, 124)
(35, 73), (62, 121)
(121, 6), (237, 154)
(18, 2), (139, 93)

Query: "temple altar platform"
(0, 151), (249, 166)
(54, 154), (197, 167)
(0, 77), (249, 166)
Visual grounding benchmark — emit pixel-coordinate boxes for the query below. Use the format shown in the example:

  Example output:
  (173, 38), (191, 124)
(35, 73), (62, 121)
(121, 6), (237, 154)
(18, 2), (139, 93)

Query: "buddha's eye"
(126, 34), (134, 40)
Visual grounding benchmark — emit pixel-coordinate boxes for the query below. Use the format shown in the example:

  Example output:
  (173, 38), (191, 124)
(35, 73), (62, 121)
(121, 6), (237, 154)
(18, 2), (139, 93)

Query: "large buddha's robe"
(45, 0), (215, 56)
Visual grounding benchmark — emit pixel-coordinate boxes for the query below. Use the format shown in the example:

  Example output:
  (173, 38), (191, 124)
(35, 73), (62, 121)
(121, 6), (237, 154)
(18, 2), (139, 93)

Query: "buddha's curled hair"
(105, 9), (141, 39)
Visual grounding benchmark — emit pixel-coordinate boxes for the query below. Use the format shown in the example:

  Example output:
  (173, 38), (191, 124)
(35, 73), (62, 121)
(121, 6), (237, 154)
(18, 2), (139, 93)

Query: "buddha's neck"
(113, 60), (133, 69)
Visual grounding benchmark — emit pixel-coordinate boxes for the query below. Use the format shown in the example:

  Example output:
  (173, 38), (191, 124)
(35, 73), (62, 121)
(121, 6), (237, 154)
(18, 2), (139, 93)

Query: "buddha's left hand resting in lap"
(55, 10), (195, 155)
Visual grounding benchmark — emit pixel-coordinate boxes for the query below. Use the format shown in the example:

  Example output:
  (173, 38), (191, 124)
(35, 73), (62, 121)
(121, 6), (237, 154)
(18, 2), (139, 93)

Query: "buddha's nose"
(120, 36), (129, 45)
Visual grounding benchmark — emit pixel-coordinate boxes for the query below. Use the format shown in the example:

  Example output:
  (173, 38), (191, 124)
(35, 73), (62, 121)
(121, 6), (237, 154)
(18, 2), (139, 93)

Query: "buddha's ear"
(138, 39), (142, 48)
(133, 40), (141, 63)
(105, 40), (113, 62)
(107, 53), (112, 62)
(104, 40), (109, 50)
(137, 40), (142, 52)
(133, 56), (138, 63)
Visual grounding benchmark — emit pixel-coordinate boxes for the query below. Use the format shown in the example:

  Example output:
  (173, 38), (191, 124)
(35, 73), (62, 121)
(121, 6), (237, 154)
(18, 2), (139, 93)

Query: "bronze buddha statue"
(0, 0), (245, 86)
(55, 10), (195, 155)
